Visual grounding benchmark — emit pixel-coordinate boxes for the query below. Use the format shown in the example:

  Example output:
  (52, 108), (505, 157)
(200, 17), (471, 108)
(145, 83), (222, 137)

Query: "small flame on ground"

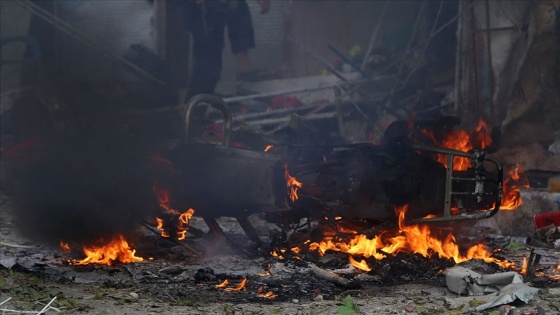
(264, 145), (274, 152)
(258, 264), (272, 276)
(284, 165), (302, 202)
(70, 234), (143, 266)
(215, 279), (229, 288)
(153, 182), (195, 239)
(224, 278), (247, 292)
(349, 255), (372, 272)
(177, 209), (195, 240)
(155, 217), (170, 238)
(257, 290), (278, 299)
(520, 257), (528, 275)
(59, 241), (70, 253)
(271, 248), (286, 260)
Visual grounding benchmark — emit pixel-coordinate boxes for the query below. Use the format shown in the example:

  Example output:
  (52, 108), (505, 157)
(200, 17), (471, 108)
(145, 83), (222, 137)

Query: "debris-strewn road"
(1, 194), (559, 315)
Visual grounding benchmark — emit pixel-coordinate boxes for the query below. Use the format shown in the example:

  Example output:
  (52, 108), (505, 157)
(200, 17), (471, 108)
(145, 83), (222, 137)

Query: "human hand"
(256, 0), (270, 14)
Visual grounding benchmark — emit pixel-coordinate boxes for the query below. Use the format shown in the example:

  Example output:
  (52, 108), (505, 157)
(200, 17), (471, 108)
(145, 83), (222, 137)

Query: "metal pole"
(484, 0), (495, 124)
(361, 0), (390, 70)
(286, 36), (348, 82)
(454, 0), (464, 114)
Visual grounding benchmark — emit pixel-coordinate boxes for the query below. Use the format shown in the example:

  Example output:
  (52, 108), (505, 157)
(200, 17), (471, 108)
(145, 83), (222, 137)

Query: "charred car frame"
(156, 95), (503, 245)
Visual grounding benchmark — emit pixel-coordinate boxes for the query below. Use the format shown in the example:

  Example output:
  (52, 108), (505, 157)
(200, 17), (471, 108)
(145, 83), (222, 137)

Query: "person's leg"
(186, 37), (224, 102)
(226, 0), (256, 74)
(184, 1), (228, 102)
(235, 51), (253, 74)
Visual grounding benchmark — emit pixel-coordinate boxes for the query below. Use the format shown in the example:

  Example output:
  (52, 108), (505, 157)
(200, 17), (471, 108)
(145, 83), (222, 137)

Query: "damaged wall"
(465, 0), (560, 139)
(500, 0), (560, 146)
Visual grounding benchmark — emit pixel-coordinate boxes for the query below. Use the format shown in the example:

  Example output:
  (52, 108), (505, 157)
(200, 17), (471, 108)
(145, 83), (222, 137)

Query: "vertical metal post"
(453, 0), (464, 115)
(334, 88), (345, 138)
(484, 0), (495, 123)
(444, 154), (454, 217)
(361, 0), (390, 71)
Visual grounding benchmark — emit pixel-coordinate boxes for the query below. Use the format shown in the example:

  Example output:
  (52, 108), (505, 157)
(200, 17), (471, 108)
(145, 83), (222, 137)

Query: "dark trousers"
(179, 0), (255, 102)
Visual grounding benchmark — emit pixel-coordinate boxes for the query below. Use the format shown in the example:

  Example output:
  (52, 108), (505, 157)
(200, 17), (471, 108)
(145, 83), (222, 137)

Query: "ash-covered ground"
(1, 193), (559, 315)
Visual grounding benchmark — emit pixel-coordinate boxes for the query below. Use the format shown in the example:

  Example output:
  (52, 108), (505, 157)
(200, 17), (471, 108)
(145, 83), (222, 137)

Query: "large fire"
(67, 234), (143, 266)
(287, 119), (526, 271)
(62, 118), (528, 274)
(306, 205), (514, 271)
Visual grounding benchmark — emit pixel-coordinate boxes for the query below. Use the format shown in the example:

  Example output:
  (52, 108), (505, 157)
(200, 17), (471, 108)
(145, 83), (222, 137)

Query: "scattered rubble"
(1, 202), (559, 314)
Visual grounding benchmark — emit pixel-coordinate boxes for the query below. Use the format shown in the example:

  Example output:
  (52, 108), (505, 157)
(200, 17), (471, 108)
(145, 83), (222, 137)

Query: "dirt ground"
(1, 191), (560, 315)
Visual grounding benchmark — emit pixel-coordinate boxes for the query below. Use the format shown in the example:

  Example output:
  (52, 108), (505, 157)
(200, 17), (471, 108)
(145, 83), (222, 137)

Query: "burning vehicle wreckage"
(4, 94), (558, 311)
(150, 95), (507, 249)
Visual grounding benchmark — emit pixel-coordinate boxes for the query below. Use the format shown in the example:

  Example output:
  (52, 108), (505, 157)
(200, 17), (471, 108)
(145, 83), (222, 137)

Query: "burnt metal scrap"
(157, 95), (503, 245)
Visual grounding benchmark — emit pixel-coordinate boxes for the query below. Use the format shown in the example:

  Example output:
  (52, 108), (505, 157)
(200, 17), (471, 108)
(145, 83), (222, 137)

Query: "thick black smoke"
(6, 113), (164, 248)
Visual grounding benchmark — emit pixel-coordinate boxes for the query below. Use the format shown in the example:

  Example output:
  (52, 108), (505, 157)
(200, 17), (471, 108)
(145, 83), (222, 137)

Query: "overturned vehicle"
(154, 95), (504, 245)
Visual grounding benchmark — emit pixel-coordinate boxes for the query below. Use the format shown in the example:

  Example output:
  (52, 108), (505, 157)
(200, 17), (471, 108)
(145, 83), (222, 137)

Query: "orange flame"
(258, 290), (278, 299)
(224, 278), (247, 292)
(271, 248), (286, 260)
(285, 165), (302, 202)
(153, 183), (195, 239)
(153, 183), (174, 213)
(258, 263), (272, 276)
(422, 119), (493, 171)
(264, 145), (274, 152)
(500, 164), (530, 210)
(421, 119), (526, 211)
(59, 240), (70, 253)
(520, 257), (527, 275)
(215, 279), (229, 288)
(71, 234), (143, 266)
(308, 205), (513, 269)
(349, 255), (372, 272)
(177, 209), (195, 240)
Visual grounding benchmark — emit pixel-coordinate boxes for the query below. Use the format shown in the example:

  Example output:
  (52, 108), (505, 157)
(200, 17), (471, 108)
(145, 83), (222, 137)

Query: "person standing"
(229, 0), (270, 80)
(178, 0), (270, 103)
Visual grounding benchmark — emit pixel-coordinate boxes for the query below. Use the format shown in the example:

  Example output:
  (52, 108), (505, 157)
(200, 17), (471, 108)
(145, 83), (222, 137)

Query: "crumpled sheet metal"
(444, 266), (524, 295)
(472, 283), (541, 311)
(443, 265), (541, 311)
(445, 266), (523, 295)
